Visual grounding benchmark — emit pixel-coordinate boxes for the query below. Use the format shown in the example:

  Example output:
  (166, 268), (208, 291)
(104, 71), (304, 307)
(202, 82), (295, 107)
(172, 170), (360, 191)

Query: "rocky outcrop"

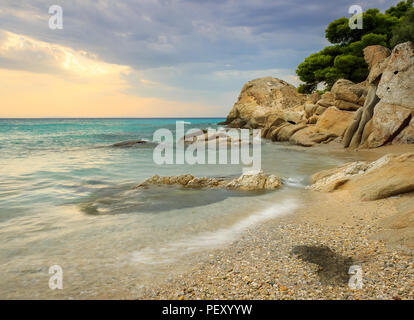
(365, 101), (412, 148)
(330, 79), (367, 111)
(344, 42), (414, 149)
(136, 170), (282, 191)
(221, 77), (360, 147)
(313, 80), (367, 112)
(376, 42), (414, 109)
(222, 77), (306, 128)
(310, 153), (414, 201)
(364, 45), (391, 70)
(364, 45), (391, 83)
(221, 43), (413, 149)
(343, 84), (380, 148)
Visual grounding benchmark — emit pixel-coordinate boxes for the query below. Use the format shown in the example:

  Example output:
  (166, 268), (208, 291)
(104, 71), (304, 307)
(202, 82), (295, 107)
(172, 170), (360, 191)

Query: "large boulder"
(367, 56), (390, 84)
(310, 153), (414, 201)
(316, 91), (335, 108)
(330, 79), (367, 110)
(273, 123), (307, 141)
(364, 45), (391, 83)
(377, 42), (414, 110)
(223, 77), (306, 128)
(364, 45), (392, 70)
(226, 170), (282, 191)
(315, 107), (355, 137)
(365, 101), (412, 148)
(289, 126), (337, 147)
(347, 153), (414, 201)
(310, 161), (373, 192)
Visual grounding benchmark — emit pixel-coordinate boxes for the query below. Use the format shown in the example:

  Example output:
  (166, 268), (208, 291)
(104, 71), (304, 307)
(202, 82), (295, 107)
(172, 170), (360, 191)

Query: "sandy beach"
(137, 144), (414, 300)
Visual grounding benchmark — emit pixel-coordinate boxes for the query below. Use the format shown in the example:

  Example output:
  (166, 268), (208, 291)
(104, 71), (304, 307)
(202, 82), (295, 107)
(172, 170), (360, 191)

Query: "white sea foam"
(130, 199), (299, 264)
(282, 176), (306, 188)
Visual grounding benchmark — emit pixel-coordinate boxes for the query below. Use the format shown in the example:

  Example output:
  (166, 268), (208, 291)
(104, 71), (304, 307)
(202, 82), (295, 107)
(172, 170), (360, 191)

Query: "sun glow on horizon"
(0, 31), (223, 118)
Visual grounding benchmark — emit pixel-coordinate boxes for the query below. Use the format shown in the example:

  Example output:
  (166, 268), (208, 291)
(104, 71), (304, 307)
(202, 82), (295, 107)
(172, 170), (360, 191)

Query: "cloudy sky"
(0, 0), (397, 117)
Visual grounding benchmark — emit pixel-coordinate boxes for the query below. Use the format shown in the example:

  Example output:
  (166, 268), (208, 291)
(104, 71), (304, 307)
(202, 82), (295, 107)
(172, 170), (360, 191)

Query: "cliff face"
(345, 41), (414, 148)
(222, 41), (414, 149)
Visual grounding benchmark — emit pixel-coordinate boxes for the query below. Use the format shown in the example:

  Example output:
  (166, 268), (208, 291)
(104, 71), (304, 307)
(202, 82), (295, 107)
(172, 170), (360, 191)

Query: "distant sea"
(0, 118), (351, 298)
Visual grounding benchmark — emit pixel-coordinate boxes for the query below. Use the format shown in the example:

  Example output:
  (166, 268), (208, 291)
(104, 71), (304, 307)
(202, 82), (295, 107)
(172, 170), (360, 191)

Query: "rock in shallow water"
(111, 140), (153, 148)
(136, 170), (282, 191)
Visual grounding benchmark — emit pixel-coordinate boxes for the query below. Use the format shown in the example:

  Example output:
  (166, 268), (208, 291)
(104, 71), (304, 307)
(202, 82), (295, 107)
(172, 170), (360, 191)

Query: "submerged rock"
(136, 170), (282, 191)
(111, 140), (152, 148)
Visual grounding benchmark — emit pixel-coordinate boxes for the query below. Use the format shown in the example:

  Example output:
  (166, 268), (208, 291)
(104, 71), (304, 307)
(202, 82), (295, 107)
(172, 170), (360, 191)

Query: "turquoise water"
(0, 118), (360, 299)
(0, 118), (228, 221)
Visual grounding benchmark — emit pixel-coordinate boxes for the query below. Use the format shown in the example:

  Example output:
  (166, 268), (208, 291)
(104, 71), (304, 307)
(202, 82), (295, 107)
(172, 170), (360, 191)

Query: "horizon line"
(0, 116), (227, 120)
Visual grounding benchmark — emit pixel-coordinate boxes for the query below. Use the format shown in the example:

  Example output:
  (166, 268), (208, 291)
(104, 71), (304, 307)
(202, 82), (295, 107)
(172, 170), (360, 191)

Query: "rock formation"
(136, 170), (282, 191)
(344, 42), (414, 149)
(310, 153), (414, 201)
(221, 77), (306, 129)
(221, 42), (413, 149)
(221, 77), (363, 147)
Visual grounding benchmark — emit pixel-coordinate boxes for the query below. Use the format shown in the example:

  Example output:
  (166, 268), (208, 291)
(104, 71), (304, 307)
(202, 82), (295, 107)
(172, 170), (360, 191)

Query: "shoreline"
(135, 144), (414, 300)
(137, 189), (414, 300)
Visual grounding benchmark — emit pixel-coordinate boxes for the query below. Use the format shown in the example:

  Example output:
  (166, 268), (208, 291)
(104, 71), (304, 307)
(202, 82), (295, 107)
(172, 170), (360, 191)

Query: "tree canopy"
(391, 7), (414, 47)
(296, 0), (413, 93)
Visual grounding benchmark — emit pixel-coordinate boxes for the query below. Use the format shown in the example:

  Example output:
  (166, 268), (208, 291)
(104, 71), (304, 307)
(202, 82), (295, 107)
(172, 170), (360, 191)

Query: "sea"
(0, 118), (363, 298)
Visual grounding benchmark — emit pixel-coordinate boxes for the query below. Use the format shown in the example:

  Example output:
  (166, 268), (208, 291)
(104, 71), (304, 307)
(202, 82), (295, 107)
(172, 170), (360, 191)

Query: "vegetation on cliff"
(296, 0), (413, 93)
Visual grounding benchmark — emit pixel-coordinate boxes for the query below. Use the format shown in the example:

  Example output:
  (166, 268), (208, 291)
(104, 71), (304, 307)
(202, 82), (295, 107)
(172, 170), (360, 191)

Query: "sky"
(0, 0), (399, 117)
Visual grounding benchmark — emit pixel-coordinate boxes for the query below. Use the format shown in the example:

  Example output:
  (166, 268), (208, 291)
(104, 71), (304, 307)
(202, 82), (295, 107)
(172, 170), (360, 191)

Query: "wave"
(130, 198), (299, 264)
